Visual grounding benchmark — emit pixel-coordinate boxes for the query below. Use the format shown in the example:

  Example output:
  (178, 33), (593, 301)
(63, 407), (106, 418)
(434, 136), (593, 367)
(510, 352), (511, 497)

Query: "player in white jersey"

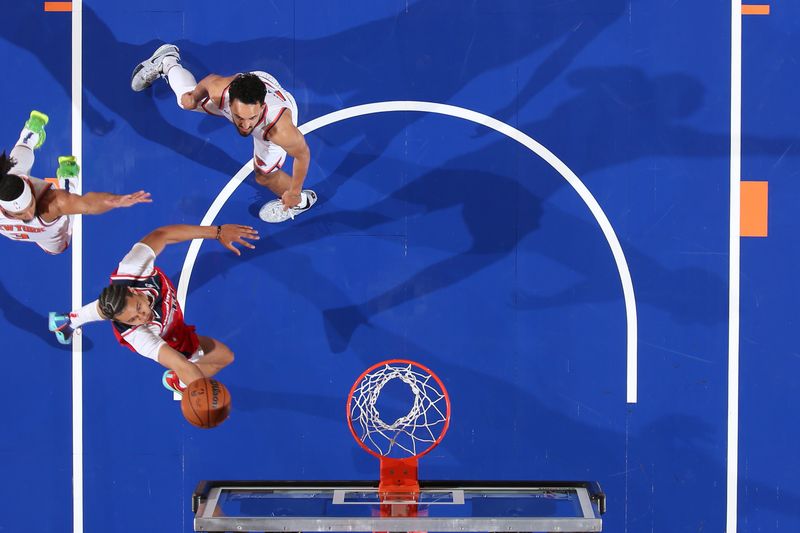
(131, 44), (317, 223)
(0, 111), (152, 254)
(48, 223), (259, 396)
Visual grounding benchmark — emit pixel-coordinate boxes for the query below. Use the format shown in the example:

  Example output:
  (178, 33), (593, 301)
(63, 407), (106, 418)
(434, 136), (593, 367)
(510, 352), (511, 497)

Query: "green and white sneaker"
(56, 156), (80, 178)
(23, 110), (49, 149)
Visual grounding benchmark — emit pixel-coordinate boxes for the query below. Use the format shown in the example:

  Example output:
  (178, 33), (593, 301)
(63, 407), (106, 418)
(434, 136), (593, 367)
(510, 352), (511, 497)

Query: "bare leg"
(254, 167), (293, 197)
(194, 335), (234, 377)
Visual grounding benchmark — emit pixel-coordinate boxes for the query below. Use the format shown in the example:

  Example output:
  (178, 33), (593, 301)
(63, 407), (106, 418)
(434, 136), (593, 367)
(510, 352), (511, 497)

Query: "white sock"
(161, 55), (179, 73)
(16, 127), (40, 150)
(297, 191), (309, 208)
(8, 144), (34, 176)
(69, 300), (104, 328)
(165, 62), (199, 107)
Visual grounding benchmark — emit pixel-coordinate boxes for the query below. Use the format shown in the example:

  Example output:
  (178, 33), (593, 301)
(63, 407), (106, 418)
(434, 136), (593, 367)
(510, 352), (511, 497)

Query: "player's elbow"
(295, 141), (311, 162)
(147, 227), (170, 241)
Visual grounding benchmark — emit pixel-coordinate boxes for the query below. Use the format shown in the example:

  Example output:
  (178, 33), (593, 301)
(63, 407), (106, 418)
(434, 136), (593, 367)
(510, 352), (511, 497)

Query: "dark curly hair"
(0, 152), (24, 202)
(98, 284), (131, 320)
(228, 74), (266, 105)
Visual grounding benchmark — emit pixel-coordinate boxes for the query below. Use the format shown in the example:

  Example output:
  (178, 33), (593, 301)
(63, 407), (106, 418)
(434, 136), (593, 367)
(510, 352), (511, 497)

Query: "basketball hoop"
(347, 359), (451, 509)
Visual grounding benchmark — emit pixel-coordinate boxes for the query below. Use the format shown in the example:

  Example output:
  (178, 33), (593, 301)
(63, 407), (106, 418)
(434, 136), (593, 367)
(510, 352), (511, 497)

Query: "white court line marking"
(176, 101), (639, 403)
(728, 1), (742, 531)
(71, 1), (84, 532)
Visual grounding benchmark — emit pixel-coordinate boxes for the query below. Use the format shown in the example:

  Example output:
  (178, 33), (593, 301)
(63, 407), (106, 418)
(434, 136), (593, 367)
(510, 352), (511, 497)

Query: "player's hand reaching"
(106, 191), (153, 208)
(216, 224), (259, 256)
(180, 92), (199, 110)
(281, 189), (302, 209)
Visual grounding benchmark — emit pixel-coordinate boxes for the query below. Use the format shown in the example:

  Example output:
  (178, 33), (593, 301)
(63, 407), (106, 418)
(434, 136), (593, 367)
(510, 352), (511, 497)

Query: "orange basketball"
(180, 378), (231, 429)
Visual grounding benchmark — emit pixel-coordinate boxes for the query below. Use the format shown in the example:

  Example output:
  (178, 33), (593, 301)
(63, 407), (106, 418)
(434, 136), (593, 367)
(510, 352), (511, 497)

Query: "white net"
(349, 362), (449, 458)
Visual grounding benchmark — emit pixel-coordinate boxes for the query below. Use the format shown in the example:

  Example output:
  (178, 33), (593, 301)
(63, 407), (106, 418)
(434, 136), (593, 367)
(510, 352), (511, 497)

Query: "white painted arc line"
(176, 101), (638, 403)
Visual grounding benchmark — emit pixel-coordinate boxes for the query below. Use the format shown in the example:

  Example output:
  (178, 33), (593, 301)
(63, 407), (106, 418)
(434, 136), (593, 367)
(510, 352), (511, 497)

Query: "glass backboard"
(192, 480), (605, 532)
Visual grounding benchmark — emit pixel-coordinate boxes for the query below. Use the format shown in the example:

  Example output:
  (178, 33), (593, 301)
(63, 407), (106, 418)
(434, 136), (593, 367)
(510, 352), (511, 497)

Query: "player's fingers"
(236, 237), (256, 249)
(235, 227), (259, 237)
(224, 241), (241, 256)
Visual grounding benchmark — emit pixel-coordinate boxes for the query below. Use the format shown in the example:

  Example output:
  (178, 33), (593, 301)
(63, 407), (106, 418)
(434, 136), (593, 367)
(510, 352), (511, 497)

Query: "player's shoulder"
(203, 74), (238, 103)
(38, 188), (70, 216)
(266, 106), (297, 138)
(207, 73), (238, 90)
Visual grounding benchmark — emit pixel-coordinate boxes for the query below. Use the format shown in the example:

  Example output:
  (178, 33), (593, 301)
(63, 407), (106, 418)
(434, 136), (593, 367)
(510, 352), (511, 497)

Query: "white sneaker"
(259, 190), (318, 223)
(130, 44), (180, 92)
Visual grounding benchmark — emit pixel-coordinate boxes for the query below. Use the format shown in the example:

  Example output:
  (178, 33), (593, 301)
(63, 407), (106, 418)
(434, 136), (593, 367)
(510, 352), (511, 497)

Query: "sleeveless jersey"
(201, 71), (292, 143)
(109, 243), (199, 360)
(0, 176), (71, 254)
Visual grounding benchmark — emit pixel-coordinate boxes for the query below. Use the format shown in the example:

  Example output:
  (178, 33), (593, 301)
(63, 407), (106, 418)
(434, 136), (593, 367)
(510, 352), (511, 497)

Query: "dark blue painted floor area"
(739, 3), (800, 531)
(0, 1), (797, 532)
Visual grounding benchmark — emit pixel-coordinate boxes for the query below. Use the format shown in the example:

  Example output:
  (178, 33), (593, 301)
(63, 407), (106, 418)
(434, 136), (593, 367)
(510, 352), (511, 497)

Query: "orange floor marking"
(44, 2), (72, 11)
(742, 4), (770, 15)
(741, 181), (768, 237)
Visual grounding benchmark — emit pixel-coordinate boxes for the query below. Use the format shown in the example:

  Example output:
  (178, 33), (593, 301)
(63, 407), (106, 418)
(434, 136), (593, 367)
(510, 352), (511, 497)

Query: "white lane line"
(71, 1), (84, 532)
(728, 1), (742, 532)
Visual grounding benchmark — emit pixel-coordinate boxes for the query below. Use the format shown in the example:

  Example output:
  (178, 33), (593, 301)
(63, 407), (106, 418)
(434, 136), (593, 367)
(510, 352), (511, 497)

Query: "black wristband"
(215, 225), (222, 240)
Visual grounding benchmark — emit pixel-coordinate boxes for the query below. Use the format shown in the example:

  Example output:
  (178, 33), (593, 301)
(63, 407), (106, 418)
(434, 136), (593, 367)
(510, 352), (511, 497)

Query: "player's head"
(228, 74), (266, 137)
(98, 284), (154, 326)
(0, 152), (36, 222)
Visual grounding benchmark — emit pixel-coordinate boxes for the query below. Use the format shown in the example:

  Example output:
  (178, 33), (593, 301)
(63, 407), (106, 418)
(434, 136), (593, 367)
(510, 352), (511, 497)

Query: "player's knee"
(224, 348), (234, 366)
(254, 171), (273, 187)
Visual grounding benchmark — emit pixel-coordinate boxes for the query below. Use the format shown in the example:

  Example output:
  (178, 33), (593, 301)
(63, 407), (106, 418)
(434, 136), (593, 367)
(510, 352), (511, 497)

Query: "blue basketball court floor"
(1, 1), (798, 532)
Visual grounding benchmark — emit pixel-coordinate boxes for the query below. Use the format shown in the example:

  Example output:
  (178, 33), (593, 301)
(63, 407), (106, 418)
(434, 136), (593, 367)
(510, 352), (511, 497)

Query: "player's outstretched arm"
(140, 224), (259, 256)
(49, 189), (152, 217)
(180, 74), (236, 110)
(270, 111), (311, 206)
(157, 344), (205, 387)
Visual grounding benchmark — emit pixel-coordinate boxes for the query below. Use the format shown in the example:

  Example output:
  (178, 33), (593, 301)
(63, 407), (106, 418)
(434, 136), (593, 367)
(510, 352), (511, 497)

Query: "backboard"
(192, 480), (605, 532)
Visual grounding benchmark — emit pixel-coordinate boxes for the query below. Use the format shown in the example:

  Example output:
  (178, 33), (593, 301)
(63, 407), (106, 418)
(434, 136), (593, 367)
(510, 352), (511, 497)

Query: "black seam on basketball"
(187, 390), (205, 428)
(205, 383), (212, 427)
(218, 388), (229, 424)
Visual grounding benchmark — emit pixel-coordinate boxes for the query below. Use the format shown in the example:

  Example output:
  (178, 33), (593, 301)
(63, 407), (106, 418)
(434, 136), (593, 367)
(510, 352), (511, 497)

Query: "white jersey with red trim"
(203, 71), (292, 138)
(0, 176), (71, 254)
(197, 71), (299, 174)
